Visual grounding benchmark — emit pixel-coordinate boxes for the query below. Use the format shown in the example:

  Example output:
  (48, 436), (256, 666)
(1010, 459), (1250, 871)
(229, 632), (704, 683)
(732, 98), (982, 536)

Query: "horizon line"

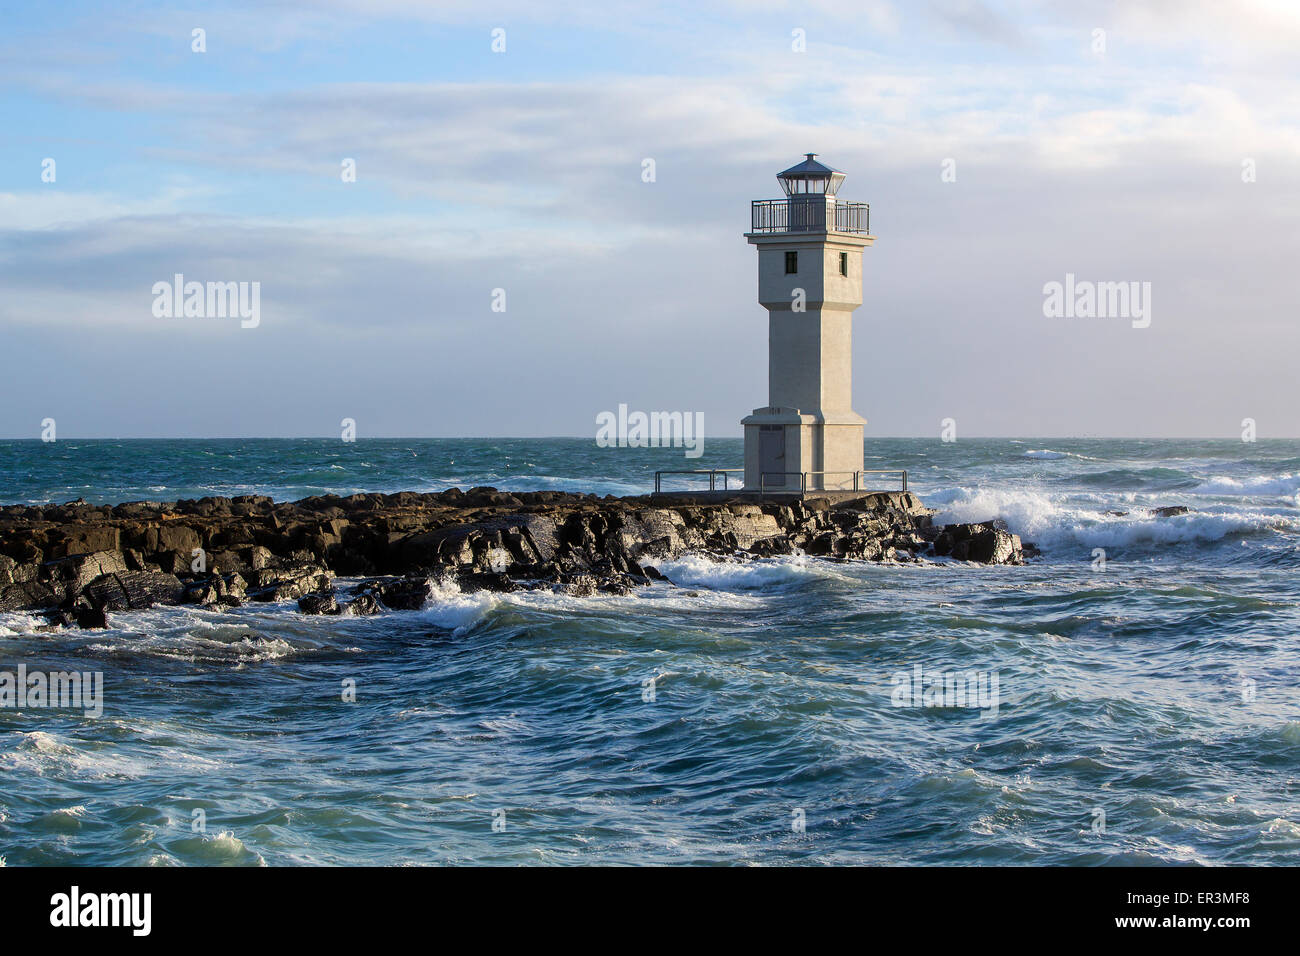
(1, 435), (1293, 442)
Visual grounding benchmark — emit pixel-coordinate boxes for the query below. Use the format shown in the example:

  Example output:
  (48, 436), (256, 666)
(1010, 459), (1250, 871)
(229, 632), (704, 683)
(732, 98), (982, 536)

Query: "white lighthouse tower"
(742, 155), (874, 493)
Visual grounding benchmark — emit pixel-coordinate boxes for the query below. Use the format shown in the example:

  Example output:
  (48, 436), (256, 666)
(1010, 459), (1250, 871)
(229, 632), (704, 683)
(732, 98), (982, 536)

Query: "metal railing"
(861, 469), (908, 493)
(834, 202), (869, 234)
(653, 468), (908, 496)
(750, 200), (870, 235)
(758, 471), (807, 494)
(653, 469), (744, 494)
(759, 470), (907, 495)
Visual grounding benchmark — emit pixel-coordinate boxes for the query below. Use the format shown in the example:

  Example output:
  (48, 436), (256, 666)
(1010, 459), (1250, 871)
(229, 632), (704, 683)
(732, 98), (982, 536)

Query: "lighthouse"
(742, 155), (874, 492)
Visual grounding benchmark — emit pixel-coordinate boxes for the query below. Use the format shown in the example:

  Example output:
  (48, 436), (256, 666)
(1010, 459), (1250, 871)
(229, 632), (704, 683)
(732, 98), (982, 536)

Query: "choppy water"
(2, 438), (1299, 865)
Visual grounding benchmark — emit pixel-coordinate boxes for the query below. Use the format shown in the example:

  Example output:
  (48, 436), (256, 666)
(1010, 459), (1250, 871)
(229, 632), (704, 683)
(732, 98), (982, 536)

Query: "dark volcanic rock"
(298, 591), (340, 615)
(81, 571), (185, 611)
(247, 566), (333, 603)
(0, 580), (64, 612)
(74, 605), (110, 629)
(367, 577), (431, 610)
(340, 593), (381, 617)
(458, 571), (518, 593)
(963, 528), (1019, 564)
(557, 573), (599, 597)
(927, 521), (1025, 565)
(0, 487), (1026, 620)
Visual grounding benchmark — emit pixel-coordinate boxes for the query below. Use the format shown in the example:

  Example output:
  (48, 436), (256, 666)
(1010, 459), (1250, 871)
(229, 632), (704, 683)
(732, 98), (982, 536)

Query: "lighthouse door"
(759, 425), (786, 488)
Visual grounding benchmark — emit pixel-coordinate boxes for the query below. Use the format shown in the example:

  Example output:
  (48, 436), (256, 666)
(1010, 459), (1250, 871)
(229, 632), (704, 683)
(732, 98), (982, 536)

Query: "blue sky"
(3, 0), (1298, 437)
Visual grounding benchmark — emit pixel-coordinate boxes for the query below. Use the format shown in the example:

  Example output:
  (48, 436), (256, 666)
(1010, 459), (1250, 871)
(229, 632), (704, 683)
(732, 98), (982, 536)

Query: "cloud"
(2, 0), (1299, 437)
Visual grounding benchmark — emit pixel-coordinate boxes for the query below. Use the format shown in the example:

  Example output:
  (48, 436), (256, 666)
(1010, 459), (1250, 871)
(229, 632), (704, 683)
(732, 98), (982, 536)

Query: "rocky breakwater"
(0, 488), (1027, 628)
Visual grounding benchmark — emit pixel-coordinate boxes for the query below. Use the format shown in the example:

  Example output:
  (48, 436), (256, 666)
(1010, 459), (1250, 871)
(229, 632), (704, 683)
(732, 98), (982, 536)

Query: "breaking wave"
(1193, 473), (1300, 499)
(929, 485), (1296, 552)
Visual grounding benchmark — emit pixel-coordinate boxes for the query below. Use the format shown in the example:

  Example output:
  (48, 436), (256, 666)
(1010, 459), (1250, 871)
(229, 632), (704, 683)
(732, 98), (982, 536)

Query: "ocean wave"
(77, 610), (307, 665)
(1068, 467), (1199, 491)
(414, 577), (498, 633)
(1, 730), (224, 781)
(1193, 473), (1300, 499)
(108, 633), (297, 665)
(655, 554), (831, 590)
(0, 612), (48, 637)
(930, 485), (1296, 551)
(413, 570), (772, 628)
(1066, 509), (1293, 549)
(167, 830), (264, 865)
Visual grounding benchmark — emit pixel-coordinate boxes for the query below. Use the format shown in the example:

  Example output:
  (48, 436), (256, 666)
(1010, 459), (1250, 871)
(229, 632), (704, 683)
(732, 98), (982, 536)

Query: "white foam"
(1, 730), (224, 780)
(529, 578), (765, 612)
(1193, 473), (1300, 500)
(1069, 508), (1295, 549)
(928, 486), (1062, 538)
(150, 622), (298, 662)
(655, 554), (829, 590)
(415, 577), (498, 633)
(930, 484), (1296, 551)
(0, 613), (48, 637)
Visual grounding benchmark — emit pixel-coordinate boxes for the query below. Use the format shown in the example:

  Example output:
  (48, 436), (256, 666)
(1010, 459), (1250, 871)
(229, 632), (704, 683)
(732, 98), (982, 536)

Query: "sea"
(1, 437), (1298, 866)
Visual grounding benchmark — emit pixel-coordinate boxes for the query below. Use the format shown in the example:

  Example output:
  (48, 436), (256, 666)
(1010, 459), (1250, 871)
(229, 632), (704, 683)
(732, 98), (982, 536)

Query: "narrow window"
(784, 251), (798, 274)
(839, 252), (848, 276)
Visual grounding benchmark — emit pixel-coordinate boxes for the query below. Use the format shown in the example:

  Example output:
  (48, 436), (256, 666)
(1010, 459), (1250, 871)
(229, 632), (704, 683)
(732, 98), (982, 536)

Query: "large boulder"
(54, 526), (122, 558)
(0, 580), (63, 612)
(340, 593), (381, 616)
(247, 565), (334, 602)
(298, 591), (340, 615)
(145, 524), (202, 555)
(518, 514), (561, 563)
(81, 571), (185, 610)
(0, 555), (39, 585)
(394, 525), (477, 568)
(962, 528), (1021, 564)
(57, 551), (130, 593)
(936, 522), (1023, 565)
(182, 571), (248, 607)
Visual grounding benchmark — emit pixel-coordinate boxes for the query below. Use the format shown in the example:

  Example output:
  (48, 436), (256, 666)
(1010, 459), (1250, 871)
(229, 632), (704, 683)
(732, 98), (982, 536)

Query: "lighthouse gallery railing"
(750, 200), (870, 234)
(653, 469), (907, 496)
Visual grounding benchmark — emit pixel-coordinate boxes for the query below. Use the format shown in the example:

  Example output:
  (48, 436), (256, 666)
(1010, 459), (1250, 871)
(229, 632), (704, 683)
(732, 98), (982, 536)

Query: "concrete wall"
(742, 228), (874, 492)
(754, 236), (867, 312)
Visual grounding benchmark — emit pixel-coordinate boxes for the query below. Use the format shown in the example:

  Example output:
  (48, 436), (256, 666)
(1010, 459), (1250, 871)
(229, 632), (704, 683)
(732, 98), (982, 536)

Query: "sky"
(2, 0), (1297, 438)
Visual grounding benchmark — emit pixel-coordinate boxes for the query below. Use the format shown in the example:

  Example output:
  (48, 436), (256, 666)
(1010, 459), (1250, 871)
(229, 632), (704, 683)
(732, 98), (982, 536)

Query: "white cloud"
(2, 0), (1299, 436)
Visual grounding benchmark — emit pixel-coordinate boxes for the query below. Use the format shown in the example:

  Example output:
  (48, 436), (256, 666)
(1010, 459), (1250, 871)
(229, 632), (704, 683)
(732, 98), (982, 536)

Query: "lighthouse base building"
(742, 155), (875, 492)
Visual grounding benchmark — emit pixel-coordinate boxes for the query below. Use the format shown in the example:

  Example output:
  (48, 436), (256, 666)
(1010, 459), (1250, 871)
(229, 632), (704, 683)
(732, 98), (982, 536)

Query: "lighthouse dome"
(777, 154), (846, 197)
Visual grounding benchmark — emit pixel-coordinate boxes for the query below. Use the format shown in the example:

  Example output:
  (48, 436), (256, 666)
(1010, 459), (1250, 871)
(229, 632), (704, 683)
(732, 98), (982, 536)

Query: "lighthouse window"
(784, 251), (798, 274)
(839, 252), (848, 276)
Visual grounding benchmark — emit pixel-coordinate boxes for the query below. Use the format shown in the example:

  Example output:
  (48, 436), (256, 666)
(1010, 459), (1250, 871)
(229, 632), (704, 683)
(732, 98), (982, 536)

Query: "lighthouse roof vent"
(777, 153), (846, 196)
